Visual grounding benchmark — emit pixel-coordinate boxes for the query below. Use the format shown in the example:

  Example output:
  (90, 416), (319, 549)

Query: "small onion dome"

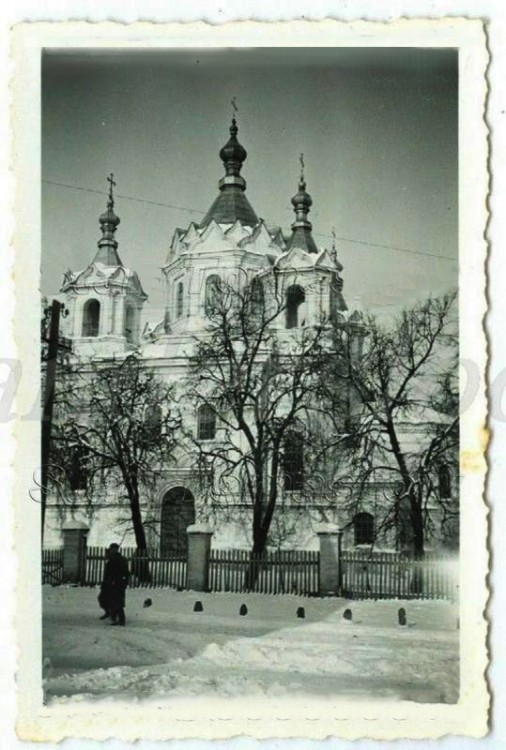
(219, 117), (247, 176)
(291, 177), (313, 214)
(99, 204), (120, 230)
(93, 175), (124, 266)
(95, 187), (121, 264)
(286, 170), (319, 254)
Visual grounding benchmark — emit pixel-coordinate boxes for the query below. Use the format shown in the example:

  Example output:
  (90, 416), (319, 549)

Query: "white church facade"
(44, 118), (458, 555)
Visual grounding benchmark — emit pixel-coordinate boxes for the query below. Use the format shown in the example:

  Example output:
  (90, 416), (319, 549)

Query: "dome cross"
(107, 173), (116, 207)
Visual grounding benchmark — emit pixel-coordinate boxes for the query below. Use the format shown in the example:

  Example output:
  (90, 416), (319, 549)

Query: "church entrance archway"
(160, 487), (195, 556)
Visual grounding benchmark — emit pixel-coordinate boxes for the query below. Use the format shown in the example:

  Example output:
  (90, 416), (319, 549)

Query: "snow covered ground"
(43, 586), (459, 704)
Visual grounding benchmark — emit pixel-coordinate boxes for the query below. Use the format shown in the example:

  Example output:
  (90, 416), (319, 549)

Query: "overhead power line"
(42, 179), (457, 263)
(43, 179), (206, 216)
(313, 233), (456, 262)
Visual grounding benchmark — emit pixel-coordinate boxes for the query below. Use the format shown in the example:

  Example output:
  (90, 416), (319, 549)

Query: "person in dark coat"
(98, 586), (112, 620)
(101, 543), (130, 626)
(97, 546), (114, 620)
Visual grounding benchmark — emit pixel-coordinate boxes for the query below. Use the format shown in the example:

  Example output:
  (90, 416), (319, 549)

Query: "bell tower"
(60, 175), (147, 356)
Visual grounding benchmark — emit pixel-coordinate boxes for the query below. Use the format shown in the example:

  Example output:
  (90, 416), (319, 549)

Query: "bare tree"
(51, 353), (181, 553)
(188, 275), (327, 575)
(320, 291), (459, 559)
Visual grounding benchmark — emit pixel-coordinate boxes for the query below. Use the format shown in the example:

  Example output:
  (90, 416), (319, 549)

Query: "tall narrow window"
(438, 464), (452, 498)
(353, 512), (374, 546)
(145, 404), (162, 439)
(176, 281), (184, 319)
(124, 304), (135, 343)
(198, 404), (216, 440)
(205, 274), (222, 316)
(285, 285), (305, 329)
(283, 431), (304, 491)
(69, 446), (88, 491)
(329, 275), (342, 322)
(82, 299), (100, 337)
(250, 278), (265, 318)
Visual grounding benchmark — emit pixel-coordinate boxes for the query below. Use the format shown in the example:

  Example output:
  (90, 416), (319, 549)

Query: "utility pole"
(41, 299), (69, 543)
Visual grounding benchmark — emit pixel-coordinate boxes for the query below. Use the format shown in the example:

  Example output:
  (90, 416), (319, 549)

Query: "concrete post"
(62, 520), (89, 583)
(317, 523), (343, 596)
(186, 523), (213, 592)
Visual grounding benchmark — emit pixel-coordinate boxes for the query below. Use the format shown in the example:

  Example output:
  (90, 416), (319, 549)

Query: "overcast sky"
(42, 47), (458, 321)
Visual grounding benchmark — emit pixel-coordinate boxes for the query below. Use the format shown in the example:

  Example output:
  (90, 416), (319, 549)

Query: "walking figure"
(99, 543), (129, 626)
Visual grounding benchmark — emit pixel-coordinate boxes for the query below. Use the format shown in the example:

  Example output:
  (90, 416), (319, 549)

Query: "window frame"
(204, 274), (222, 316)
(285, 285), (305, 329)
(82, 298), (101, 337)
(176, 280), (184, 319)
(69, 446), (88, 492)
(283, 431), (304, 491)
(250, 277), (265, 317)
(197, 403), (217, 441)
(124, 303), (135, 342)
(144, 403), (163, 440)
(353, 512), (375, 546)
(438, 464), (452, 499)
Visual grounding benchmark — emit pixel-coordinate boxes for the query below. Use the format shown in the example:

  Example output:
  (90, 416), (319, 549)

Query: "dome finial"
(97, 173), (120, 255)
(106, 172), (116, 209)
(291, 155), (312, 221)
(231, 96), (238, 121)
(331, 226), (338, 262)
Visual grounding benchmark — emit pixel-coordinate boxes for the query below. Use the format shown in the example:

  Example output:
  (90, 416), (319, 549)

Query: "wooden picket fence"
(209, 548), (320, 596)
(42, 547), (64, 585)
(44, 542), (457, 601)
(84, 546), (187, 589)
(340, 550), (459, 601)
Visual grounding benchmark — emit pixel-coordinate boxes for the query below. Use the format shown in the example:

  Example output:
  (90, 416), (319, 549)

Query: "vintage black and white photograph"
(39, 42), (462, 701)
(12, 19), (489, 742)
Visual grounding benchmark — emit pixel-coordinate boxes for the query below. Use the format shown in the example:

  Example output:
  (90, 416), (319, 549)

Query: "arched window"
(285, 285), (305, 329)
(204, 274), (222, 315)
(82, 299), (100, 337)
(250, 278), (265, 318)
(124, 304), (135, 343)
(144, 404), (162, 439)
(354, 512), (374, 546)
(197, 404), (216, 440)
(329, 275), (342, 322)
(176, 281), (184, 319)
(283, 431), (304, 491)
(438, 464), (452, 498)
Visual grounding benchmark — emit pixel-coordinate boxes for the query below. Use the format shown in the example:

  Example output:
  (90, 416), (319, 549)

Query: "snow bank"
(43, 586), (458, 704)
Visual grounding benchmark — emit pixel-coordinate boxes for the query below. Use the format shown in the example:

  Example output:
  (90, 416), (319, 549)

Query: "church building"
(44, 117), (457, 555)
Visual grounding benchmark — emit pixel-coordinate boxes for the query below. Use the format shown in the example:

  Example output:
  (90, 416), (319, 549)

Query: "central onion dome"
(219, 118), (247, 173)
(200, 117), (259, 228)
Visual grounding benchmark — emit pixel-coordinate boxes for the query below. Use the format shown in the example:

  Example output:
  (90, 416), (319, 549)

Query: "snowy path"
(43, 586), (459, 703)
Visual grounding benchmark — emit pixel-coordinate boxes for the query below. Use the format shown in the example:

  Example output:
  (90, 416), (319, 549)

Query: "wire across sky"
(42, 179), (457, 264)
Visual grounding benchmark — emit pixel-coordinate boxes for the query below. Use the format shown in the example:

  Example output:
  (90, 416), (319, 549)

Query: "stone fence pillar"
(317, 523), (343, 596)
(186, 523), (213, 592)
(62, 520), (89, 583)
